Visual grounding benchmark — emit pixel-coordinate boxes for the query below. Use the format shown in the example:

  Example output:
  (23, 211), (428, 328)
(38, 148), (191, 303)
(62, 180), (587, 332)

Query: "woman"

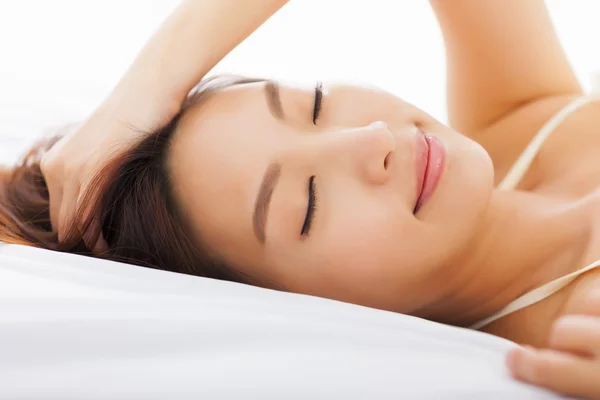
(2, 0), (600, 397)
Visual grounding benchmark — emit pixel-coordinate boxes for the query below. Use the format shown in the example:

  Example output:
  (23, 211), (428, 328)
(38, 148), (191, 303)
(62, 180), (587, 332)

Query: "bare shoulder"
(473, 95), (600, 196)
(560, 269), (600, 320)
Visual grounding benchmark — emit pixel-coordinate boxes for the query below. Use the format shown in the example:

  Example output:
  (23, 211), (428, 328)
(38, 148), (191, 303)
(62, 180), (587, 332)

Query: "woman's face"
(168, 80), (494, 314)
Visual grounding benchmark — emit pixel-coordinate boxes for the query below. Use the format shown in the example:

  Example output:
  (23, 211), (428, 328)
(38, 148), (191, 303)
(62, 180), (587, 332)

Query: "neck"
(422, 189), (593, 326)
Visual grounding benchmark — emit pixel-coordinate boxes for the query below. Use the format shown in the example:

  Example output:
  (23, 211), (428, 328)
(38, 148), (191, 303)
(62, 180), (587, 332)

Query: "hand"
(41, 88), (179, 251)
(507, 314), (600, 399)
(39, 0), (289, 251)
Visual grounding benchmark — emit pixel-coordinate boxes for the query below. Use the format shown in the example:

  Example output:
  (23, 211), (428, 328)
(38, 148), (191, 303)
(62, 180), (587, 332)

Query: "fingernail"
(506, 347), (532, 380)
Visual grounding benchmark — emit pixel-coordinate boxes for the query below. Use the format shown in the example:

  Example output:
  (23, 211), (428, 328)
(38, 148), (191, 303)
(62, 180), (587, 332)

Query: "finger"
(80, 175), (111, 254)
(41, 158), (64, 237)
(507, 346), (600, 399)
(92, 232), (109, 254)
(549, 315), (600, 357)
(47, 179), (63, 238)
(57, 182), (80, 243)
(77, 180), (104, 251)
(82, 218), (108, 253)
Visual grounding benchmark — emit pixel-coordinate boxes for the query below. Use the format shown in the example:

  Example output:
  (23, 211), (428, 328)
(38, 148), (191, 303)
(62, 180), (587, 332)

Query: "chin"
(426, 138), (494, 231)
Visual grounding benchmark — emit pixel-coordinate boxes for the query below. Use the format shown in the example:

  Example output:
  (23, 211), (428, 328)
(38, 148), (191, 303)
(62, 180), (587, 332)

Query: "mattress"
(0, 244), (563, 399)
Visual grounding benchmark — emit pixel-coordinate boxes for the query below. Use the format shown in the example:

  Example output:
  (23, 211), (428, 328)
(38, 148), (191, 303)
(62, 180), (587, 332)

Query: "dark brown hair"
(0, 75), (263, 282)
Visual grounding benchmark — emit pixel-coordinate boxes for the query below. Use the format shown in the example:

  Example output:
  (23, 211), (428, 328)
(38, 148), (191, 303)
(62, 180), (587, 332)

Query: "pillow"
(0, 244), (564, 399)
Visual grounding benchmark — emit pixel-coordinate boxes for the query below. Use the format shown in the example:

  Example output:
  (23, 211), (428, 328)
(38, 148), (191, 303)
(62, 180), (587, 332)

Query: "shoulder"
(473, 95), (600, 194)
(560, 269), (600, 320)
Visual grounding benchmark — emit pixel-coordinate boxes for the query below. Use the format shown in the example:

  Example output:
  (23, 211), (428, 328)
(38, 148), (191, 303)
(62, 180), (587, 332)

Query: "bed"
(0, 244), (563, 399)
(0, 1), (582, 397)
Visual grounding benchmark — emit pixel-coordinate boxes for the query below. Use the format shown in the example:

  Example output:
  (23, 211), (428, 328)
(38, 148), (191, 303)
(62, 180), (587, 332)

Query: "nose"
(322, 121), (396, 185)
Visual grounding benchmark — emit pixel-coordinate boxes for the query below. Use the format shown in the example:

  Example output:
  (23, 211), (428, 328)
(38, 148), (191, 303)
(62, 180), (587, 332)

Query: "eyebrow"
(253, 161), (282, 243)
(264, 80), (284, 120)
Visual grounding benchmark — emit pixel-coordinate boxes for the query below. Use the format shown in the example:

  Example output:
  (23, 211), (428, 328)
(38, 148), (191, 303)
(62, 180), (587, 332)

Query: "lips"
(414, 131), (446, 214)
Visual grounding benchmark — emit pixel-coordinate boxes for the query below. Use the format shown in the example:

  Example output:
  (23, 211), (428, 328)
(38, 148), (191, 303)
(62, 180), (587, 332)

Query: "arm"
(429, 0), (582, 136)
(118, 0), (289, 105)
(107, 0), (290, 129)
(42, 0), (290, 245)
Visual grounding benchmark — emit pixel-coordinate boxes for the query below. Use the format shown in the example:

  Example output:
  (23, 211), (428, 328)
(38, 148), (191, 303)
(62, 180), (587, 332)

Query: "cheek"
(320, 206), (422, 280)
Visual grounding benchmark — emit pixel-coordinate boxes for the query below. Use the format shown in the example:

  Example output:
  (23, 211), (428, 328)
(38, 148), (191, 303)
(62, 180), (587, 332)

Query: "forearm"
(111, 0), (289, 117)
(429, 0), (581, 135)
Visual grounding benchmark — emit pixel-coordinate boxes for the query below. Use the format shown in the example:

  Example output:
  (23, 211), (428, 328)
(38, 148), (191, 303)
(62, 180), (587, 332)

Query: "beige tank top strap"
(497, 96), (598, 191)
(470, 95), (599, 330)
(470, 259), (600, 330)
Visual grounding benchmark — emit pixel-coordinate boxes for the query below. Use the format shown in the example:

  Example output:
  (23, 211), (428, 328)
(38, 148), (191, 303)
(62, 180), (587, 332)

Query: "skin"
(168, 80), (594, 328)
(42, 0), (289, 247)
(168, 81), (495, 320)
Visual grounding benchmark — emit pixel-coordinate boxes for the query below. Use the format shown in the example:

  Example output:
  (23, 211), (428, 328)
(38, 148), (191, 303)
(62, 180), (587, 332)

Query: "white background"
(0, 0), (599, 164)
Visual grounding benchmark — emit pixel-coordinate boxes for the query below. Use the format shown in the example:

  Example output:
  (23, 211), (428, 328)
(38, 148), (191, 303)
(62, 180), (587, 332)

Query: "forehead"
(167, 82), (288, 260)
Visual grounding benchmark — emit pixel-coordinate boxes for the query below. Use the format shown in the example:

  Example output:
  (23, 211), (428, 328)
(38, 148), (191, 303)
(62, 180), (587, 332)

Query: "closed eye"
(301, 176), (317, 236)
(312, 81), (323, 125)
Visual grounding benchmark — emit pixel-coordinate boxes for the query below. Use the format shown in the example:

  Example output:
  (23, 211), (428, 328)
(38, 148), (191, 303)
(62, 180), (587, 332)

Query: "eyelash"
(301, 176), (318, 236)
(300, 82), (323, 236)
(312, 81), (323, 125)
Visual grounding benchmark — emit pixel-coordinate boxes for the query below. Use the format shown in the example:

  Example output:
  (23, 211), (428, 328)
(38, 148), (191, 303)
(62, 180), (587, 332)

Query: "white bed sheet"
(0, 244), (565, 399)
